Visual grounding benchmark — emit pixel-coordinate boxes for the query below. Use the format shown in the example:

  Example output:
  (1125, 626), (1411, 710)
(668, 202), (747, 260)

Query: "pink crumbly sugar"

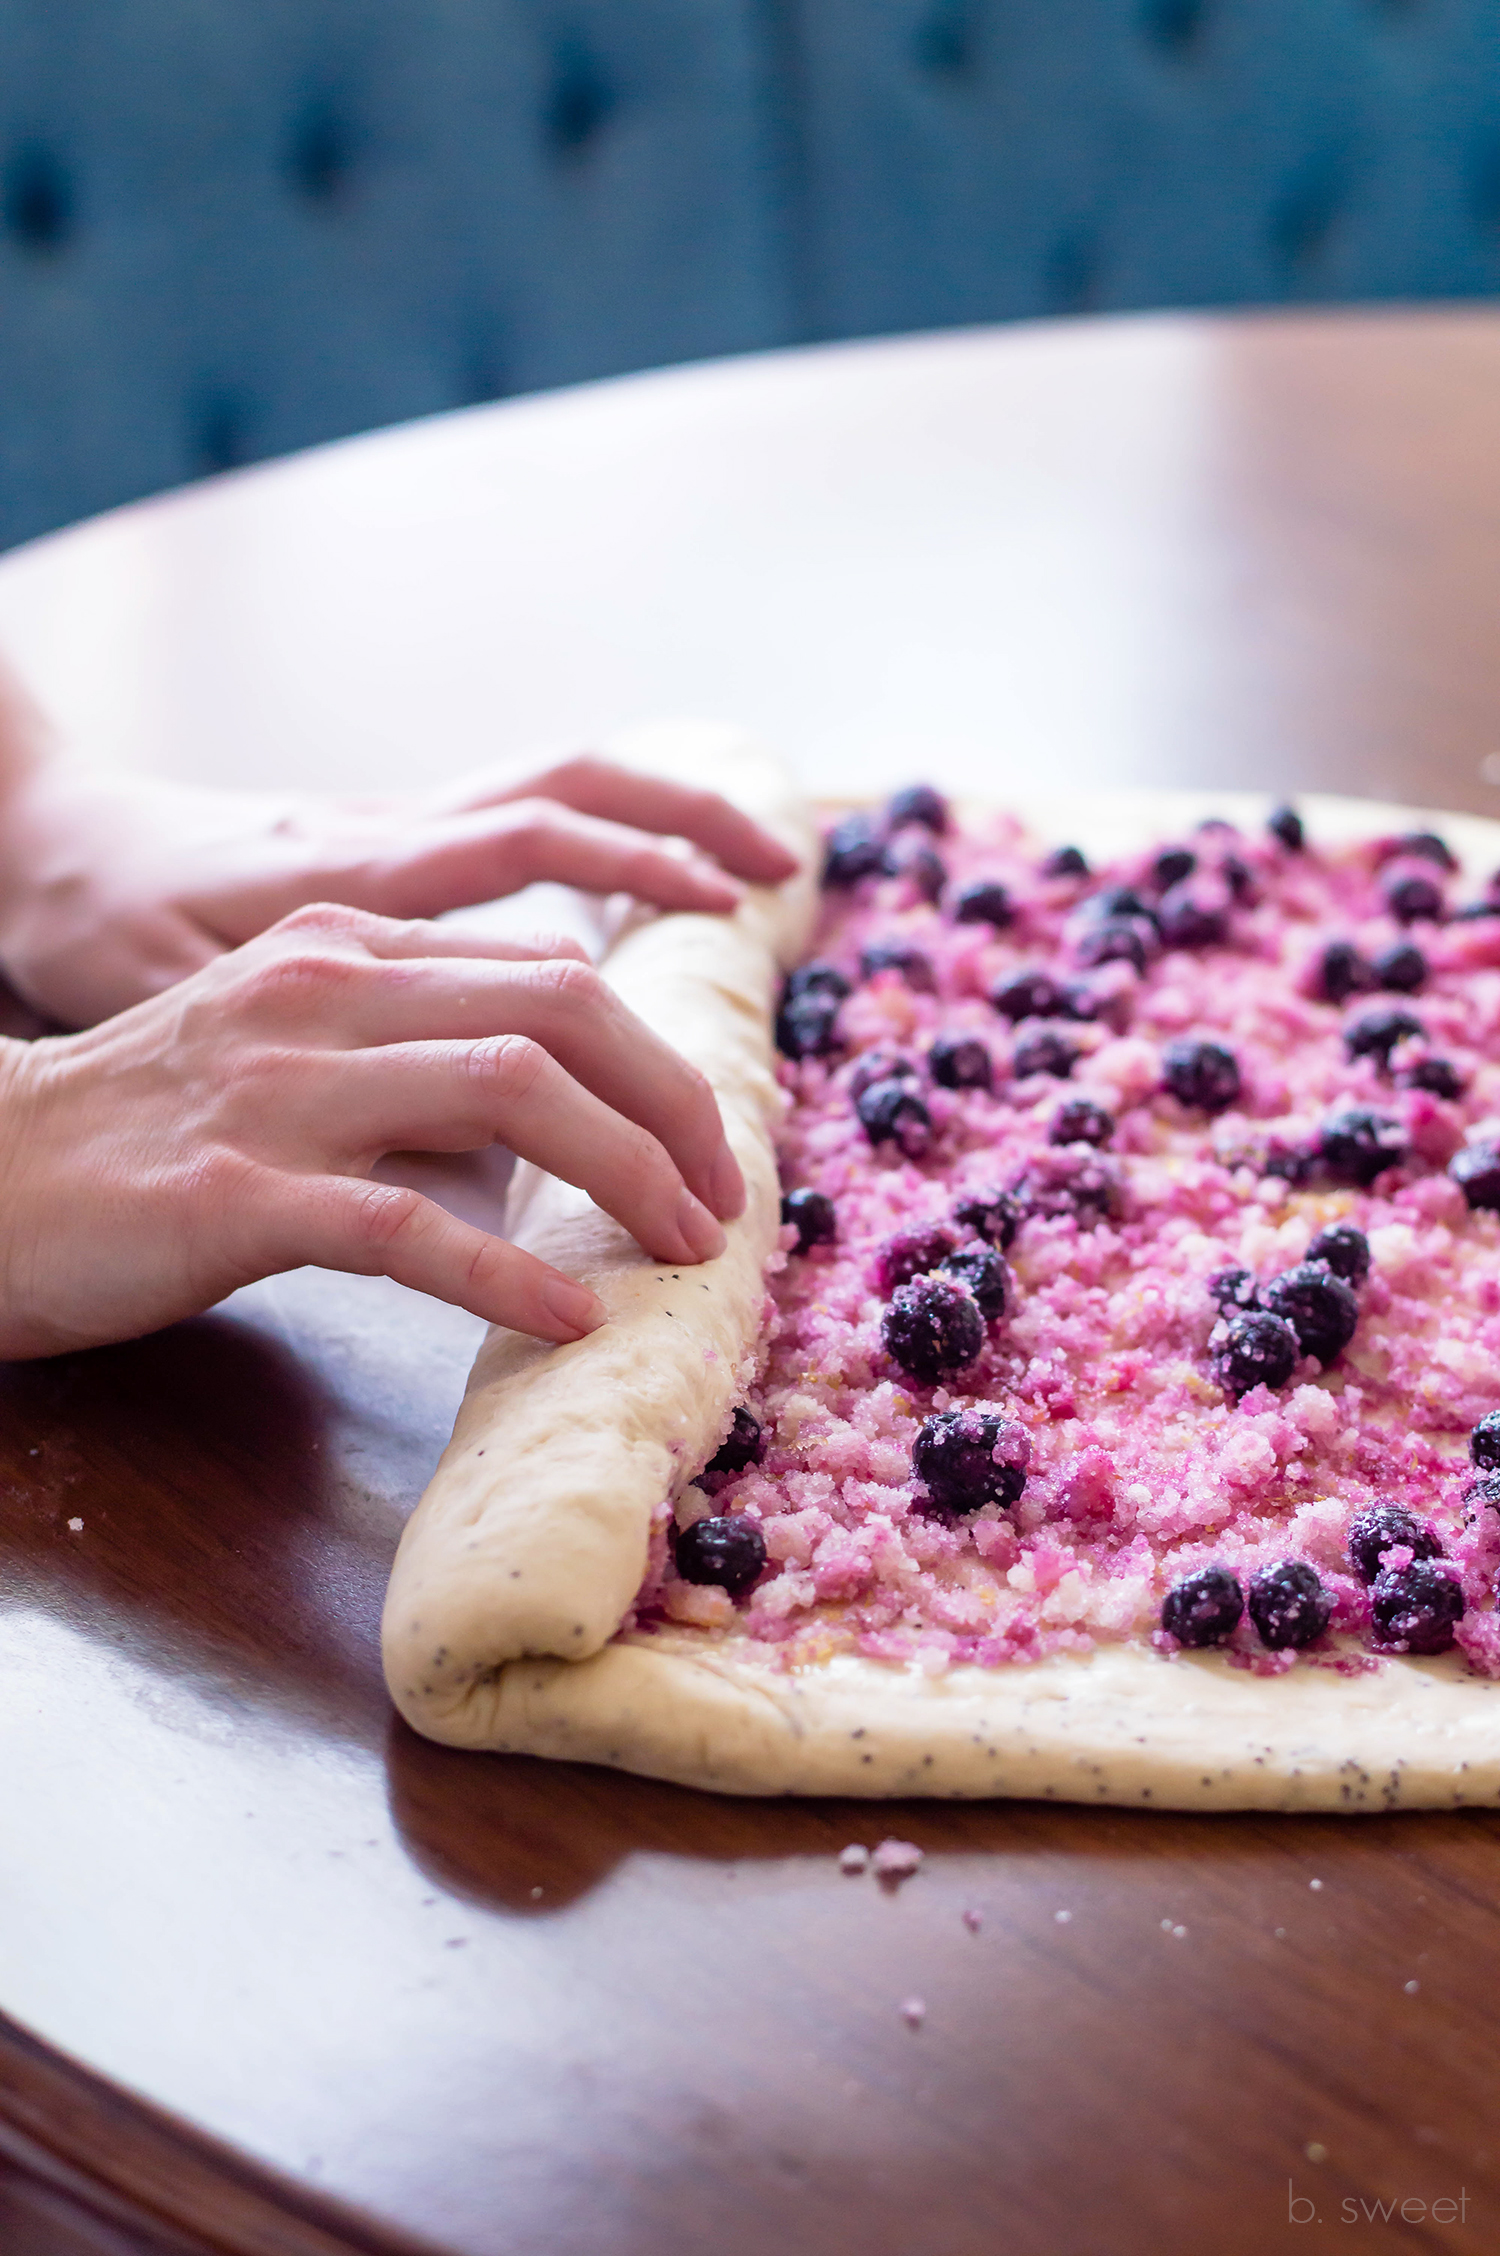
(640, 805), (1500, 1676)
(870, 1836), (925, 1883)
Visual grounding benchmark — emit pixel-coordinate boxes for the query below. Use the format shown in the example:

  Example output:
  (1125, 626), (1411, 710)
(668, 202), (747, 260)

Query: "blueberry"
(823, 814), (887, 886)
(1161, 1565), (1244, 1648)
(1382, 830), (1457, 873)
(781, 1187), (837, 1252)
(1371, 1560), (1464, 1654)
(1220, 854), (1254, 902)
(991, 968), (1068, 1021)
(953, 879), (1014, 927)
(707, 1407), (764, 1474)
(1041, 844), (1090, 879)
(1400, 1056), (1464, 1099)
(1212, 1310), (1300, 1397)
(1012, 1149), (1121, 1230)
(886, 783), (950, 835)
(675, 1514), (767, 1594)
(875, 1225), (957, 1295)
(1089, 886), (1156, 924)
(1470, 1410), (1500, 1469)
(1262, 1140), (1315, 1186)
(1382, 869), (1446, 925)
(776, 990), (842, 1059)
(913, 1407), (1029, 1513)
(1346, 1503), (1441, 1586)
(861, 940), (937, 991)
(848, 1048), (919, 1099)
(1306, 1222), (1371, 1284)
(880, 1275), (985, 1384)
(785, 960), (852, 1004)
(1268, 804), (1305, 851)
(856, 1077), (933, 1158)
(1151, 846), (1196, 890)
(1196, 817), (1241, 838)
(1209, 1266), (1260, 1311)
(1320, 1105), (1407, 1186)
(1076, 918), (1151, 975)
(1260, 1262), (1360, 1366)
(939, 1241), (1011, 1320)
(1344, 1005), (1423, 1065)
(1319, 940), (1372, 1005)
(887, 837), (947, 903)
(1162, 1038), (1242, 1114)
(1246, 1559), (1331, 1650)
(951, 1184), (1021, 1249)
(928, 1033), (994, 1090)
(1372, 941), (1427, 994)
(1049, 1098), (1114, 1147)
(1013, 1028), (1078, 1080)
(1450, 1140), (1500, 1211)
(1157, 880), (1229, 949)
(1452, 899), (1500, 922)
(1467, 1470), (1500, 1515)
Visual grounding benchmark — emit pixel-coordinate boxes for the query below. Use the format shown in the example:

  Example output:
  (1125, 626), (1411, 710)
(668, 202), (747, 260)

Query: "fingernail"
(677, 1189), (727, 1261)
(708, 1145), (746, 1219)
(541, 1275), (607, 1336)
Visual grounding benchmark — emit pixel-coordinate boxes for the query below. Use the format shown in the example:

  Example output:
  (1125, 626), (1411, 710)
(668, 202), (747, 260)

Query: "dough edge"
(389, 772), (1500, 1807)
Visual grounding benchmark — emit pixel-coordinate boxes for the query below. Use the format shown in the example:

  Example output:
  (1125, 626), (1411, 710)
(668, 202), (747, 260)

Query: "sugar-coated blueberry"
(861, 939), (937, 991)
(1320, 1105), (1408, 1186)
(1260, 1262), (1360, 1366)
(1151, 846), (1196, 890)
(848, 1047), (919, 1099)
(1220, 853), (1254, 902)
(939, 1242), (1011, 1320)
(1370, 1560), (1464, 1654)
(707, 1408), (764, 1475)
(1346, 1503), (1441, 1586)
(1467, 1470), (1500, 1516)
(1400, 1055), (1465, 1099)
(1162, 1565), (1244, 1648)
(1450, 1140), (1500, 1211)
(951, 1184), (1022, 1249)
(1382, 830), (1457, 872)
(1012, 1149), (1121, 1230)
(1247, 1559), (1332, 1649)
(1157, 880), (1229, 950)
(1382, 869), (1446, 925)
(953, 878), (1014, 927)
(675, 1514), (767, 1594)
(776, 990), (842, 1059)
(991, 968), (1068, 1021)
(1012, 1028), (1078, 1081)
(1162, 1038), (1242, 1114)
(1371, 941), (1427, 994)
(1212, 1310), (1300, 1397)
(913, 1407), (1029, 1513)
(1306, 1222), (1371, 1284)
(1209, 1266), (1260, 1311)
(886, 783), (950, 834)
(1470, 1410), (1500, 1468)
(1344, 1005), (1423, 1064)
(1089, 885), (1156, 924)
(782, 1187), (837, 1252)
(1268, 804), (1305, 851)
(785, 960), (852, 1004)
(1042, 844), (1090, 879)
(1319, 939), (1372, 1005)
(875, 1225), (958, 1295)
(880, 1275), (986, 1384)
(856, 1076), (933, 1158)
(928, 1033), (994, 1091)
(887, 836), (947, 903)
(822, 814), (887, 886)
(1049, 1098), (1114, 1148)
(1076, 918), (1151, 975)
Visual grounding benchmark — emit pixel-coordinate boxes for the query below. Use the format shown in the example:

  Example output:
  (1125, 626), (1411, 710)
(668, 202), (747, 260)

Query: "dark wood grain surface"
(2, 311), (1500, 2255)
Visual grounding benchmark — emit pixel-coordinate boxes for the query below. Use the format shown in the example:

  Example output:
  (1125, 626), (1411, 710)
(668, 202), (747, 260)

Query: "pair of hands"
(0, 739), (798, 1358)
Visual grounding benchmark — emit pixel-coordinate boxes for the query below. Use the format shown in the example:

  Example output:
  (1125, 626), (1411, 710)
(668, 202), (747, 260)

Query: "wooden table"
(2, 308), (1500, 2256)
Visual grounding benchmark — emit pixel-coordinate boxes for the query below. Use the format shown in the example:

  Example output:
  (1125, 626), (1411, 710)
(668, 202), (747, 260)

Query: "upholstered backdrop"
(2, 0), (1498, 549)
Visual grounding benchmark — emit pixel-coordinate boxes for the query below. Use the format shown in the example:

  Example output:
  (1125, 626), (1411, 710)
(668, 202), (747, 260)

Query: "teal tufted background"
(2, 1), (1498, 549)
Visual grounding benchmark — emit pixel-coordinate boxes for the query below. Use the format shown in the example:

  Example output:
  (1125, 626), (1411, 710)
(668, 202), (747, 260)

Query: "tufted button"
(2, 145), (74, 251)
(912, 2), (980, 79)
(286, 98), (355, 205)
(1141, 0), (1207, 53)
(544, 39), (613, 159)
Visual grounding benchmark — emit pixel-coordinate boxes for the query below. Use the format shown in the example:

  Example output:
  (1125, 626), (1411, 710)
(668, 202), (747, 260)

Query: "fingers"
(271, 1176), (607, 1340)
(439, 754), (801, 884)
(313, 1034), (729, 1267)
(356, 801), (750, 920)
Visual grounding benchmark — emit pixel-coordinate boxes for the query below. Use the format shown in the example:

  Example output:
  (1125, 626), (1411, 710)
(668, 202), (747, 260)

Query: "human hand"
(0, 904), (745, 1358)
(0, 725), (800, 1026)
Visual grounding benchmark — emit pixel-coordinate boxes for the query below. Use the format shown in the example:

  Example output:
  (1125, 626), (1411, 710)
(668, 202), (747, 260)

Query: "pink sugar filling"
(637, 809), (1500, 1675)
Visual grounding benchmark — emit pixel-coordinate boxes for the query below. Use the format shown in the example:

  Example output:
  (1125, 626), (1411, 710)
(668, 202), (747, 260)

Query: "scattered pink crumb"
(871, 1837), (924, 1884)
(66, 1518), (83, 1533)
(900, 1995), (926, 2028)
(1054, 1908), (1073, 1924)
(839, 1843), (870, 1875)
(962, 1906), (983, 1933)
